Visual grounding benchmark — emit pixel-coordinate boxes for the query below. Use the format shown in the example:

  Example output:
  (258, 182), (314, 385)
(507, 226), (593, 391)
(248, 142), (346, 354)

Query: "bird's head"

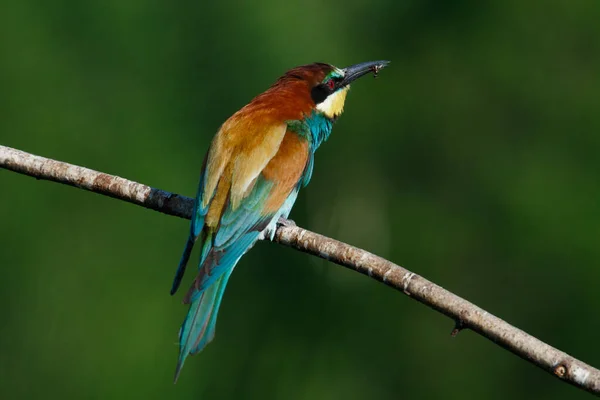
(271, 61), (390, 120)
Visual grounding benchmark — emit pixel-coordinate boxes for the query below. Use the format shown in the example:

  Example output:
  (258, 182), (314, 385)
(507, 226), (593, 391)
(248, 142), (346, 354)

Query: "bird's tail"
(174, 267), (233, 382)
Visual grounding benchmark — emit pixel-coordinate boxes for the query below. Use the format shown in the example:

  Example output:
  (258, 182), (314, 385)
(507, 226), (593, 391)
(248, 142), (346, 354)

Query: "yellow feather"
(202, 111), (287, 212)
(202, 132), (231, 208)
(316, 87), (350, 119)
(230, 123), (286, 209)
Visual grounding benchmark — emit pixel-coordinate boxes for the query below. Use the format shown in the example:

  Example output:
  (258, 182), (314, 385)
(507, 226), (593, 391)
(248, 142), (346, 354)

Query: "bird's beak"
(340, 60), (390, 87)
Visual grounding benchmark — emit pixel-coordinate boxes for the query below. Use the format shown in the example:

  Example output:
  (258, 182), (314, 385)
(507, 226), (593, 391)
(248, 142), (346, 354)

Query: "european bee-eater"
(171, 60), (389, 380)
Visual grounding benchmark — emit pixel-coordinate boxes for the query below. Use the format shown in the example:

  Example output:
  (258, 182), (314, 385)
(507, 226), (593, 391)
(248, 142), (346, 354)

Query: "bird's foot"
(277, 217), (296, 227)
(259, 219), (277, 241)
(259, 218), (296, 242)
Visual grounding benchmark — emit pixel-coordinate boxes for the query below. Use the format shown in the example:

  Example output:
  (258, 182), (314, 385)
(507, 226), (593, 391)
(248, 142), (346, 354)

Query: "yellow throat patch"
(316, 86), (349, 119)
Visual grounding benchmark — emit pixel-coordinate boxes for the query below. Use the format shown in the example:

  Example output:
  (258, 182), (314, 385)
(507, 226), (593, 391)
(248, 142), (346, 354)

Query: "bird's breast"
(261, 131), (310, 214)
(301, 112), (334, 150)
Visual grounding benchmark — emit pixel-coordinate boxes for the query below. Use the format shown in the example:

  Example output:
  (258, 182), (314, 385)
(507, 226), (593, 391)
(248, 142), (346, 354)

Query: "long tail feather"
(170, 236), (195, 295)
(174, 268), (233, 383)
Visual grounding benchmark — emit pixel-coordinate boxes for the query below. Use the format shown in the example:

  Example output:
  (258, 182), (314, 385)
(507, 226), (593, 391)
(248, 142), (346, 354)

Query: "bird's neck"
(288, 111), (334, 151)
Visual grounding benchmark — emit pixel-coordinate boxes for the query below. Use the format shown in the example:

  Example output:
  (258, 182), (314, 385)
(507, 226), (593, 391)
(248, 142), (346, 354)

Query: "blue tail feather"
(174, 268), (233, 383)
(172, 175), (292, 381)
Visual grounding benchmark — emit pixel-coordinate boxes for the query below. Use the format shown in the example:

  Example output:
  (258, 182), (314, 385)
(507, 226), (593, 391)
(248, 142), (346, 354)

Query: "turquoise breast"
(286, 111), (334, 187)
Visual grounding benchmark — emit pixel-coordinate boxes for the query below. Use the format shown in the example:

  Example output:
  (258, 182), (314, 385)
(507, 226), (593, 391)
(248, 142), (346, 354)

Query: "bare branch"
(2, 144), (599, 396)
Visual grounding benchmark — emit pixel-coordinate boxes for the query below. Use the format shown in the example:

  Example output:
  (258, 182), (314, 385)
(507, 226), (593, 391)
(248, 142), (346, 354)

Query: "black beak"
(340, 60), (390, 87)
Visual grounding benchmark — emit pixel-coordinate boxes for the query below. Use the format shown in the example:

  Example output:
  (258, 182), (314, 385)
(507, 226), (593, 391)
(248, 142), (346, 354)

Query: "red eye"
(327, 80), (335, 90)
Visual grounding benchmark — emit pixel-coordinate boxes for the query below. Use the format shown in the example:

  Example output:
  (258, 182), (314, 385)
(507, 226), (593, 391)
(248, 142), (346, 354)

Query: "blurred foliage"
(2, 0), (600, 398)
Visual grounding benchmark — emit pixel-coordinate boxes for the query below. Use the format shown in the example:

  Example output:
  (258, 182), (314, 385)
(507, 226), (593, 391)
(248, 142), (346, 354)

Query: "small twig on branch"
(1, 144), (599, 396)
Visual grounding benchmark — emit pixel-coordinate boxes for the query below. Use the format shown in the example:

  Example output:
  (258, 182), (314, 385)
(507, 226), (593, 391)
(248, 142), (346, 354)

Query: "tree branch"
(2, 144), (599, 396)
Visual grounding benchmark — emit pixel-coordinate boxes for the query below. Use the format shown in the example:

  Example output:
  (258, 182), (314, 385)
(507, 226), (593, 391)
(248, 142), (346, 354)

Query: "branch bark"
(2, 144), (599, 396)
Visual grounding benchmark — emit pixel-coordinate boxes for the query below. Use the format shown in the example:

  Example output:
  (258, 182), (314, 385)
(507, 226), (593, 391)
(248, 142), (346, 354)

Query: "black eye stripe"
(311, 83), (332, 104)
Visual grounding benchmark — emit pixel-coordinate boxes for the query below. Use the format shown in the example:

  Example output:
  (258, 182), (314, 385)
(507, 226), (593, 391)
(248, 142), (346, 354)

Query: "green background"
(2, 0), (599, 398)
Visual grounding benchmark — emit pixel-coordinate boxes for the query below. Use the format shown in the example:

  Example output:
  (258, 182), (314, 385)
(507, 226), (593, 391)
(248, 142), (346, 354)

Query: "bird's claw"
(277, 217), (296, 227)
(259, 218), (296, 241)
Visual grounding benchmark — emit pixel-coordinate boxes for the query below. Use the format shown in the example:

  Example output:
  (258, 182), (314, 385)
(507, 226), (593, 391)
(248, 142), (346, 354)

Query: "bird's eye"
(327, 80), (335, 90)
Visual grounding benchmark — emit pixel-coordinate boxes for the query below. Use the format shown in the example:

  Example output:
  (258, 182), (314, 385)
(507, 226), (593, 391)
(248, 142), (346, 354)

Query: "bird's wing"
(171, 105), (311, 296)
(182, 127), (311, 303)
(170, 115), (287, 294)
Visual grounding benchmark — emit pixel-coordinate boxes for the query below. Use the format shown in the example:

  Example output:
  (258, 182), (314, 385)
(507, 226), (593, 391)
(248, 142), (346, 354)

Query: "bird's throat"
(316, 87), (349, 119)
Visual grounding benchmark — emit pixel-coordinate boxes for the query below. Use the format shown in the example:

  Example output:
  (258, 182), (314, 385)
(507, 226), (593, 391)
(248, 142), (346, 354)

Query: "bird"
(170, 60), (389, 381)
